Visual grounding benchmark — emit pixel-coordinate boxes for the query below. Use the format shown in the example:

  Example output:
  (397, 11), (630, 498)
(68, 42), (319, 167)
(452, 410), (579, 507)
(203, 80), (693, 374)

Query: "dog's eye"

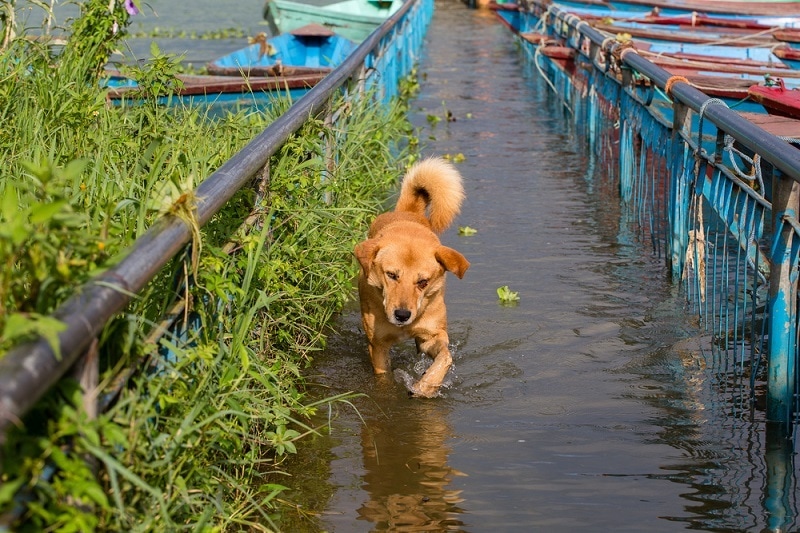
(417, 279), (428, 290)
(386, 272), (399, 281)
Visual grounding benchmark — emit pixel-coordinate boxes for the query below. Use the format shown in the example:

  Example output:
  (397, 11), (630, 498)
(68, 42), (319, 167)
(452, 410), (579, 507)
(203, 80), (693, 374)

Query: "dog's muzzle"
(393, 308), (412, 324)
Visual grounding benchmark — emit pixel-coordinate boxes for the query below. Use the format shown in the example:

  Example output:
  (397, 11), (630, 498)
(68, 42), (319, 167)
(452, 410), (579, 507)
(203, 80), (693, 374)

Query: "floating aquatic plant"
(497, 285), (520, 304)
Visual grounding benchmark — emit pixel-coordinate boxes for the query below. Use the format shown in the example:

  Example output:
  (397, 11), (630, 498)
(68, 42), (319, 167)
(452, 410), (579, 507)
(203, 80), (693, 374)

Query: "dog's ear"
(354, 239), (379, 276)
(436, 246), (470, 279)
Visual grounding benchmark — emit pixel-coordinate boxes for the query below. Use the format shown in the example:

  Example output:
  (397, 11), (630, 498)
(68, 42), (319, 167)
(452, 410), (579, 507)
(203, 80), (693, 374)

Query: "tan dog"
(354, 158), (469, 397)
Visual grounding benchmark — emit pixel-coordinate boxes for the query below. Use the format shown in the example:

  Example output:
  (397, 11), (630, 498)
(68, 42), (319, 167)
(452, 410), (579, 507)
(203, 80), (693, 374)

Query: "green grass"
(0, 2), (418, 529)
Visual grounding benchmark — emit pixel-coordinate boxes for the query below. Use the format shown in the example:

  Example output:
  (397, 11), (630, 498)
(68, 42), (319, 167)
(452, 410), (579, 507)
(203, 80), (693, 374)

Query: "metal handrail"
(0, 0), (419, 438)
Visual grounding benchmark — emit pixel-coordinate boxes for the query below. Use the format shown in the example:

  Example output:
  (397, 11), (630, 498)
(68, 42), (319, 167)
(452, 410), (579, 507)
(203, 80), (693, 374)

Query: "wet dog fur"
(354, 158), (469, 397)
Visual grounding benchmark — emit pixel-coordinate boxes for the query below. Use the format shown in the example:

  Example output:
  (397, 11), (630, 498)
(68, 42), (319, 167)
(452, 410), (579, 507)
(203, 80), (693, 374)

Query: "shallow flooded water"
(283, 1), (799, 531)
(31, 0), (797, 529)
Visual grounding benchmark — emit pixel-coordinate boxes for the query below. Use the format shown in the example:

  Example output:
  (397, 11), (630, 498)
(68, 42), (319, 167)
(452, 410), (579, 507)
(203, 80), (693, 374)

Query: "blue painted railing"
(513, 0), (800, 438)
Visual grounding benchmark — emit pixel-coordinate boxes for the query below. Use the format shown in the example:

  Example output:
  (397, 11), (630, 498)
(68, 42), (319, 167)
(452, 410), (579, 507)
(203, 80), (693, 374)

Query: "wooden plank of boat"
(609, 12), (773, 30)
(589, 20), (779, 46)
(738, 111), (800, 137)
(544, 0), (800, 26)
(635, 48), (800, 78)
(105, 71), (328, 100)
(774, 28), (800, 47)
(773, 47), (800, 69)
(680, 74), (755, 99)
(603, 0), (800, 18)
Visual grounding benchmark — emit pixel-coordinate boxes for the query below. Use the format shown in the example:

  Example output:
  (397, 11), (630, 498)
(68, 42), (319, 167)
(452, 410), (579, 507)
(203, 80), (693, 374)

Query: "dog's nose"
(394, 309), (412, 323)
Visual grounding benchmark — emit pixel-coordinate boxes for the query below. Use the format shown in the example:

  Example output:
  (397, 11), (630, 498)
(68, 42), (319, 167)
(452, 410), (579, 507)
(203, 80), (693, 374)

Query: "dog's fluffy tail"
(394, 157), (465, 234)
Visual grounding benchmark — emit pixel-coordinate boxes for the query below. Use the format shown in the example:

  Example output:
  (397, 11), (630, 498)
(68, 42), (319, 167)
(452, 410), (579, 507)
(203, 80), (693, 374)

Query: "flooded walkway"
(287, 1), (798, 531)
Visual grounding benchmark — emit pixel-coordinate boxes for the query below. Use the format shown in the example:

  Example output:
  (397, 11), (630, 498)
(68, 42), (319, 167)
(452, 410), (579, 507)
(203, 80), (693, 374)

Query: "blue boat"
(206, 23), (357, 77)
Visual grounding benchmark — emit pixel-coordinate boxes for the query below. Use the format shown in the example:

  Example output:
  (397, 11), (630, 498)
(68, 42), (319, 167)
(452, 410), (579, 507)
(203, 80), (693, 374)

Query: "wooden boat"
(588, 20), (781, 47)
(489, 1), (522, 33)
(748, 78), (800, 118)
(103, 71), (327, 107)
(263, 0), (401, 42)
(774, 47), (800, 69)
(206, 24), (356, 77)
(546, 0), (800, 27)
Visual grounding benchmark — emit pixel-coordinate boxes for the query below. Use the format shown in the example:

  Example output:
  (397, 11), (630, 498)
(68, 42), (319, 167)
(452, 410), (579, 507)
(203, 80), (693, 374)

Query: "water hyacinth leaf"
(496, 285), (520, 303)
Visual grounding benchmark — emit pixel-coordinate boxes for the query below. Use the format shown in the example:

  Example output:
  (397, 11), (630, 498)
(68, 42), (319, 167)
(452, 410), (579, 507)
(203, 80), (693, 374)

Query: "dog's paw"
(410, 379), (442, 398)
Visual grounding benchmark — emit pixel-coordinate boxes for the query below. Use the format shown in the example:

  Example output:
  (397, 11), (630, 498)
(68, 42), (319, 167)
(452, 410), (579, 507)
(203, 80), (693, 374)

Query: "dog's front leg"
(411, 333), (452, 397)
(368, 342), (391, 375)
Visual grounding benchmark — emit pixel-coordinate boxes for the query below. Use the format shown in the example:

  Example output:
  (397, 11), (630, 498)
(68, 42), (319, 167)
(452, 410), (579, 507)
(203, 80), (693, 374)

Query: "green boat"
(263, 0), (401, 42)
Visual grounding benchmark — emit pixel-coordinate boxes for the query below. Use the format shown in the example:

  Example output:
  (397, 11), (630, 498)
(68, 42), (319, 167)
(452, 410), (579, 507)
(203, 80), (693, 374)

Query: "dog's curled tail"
(395, 157), (465, 234)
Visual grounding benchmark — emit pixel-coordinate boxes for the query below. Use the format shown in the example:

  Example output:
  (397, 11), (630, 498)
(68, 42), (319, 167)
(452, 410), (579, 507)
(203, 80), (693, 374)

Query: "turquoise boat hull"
(263, 0), (401, 42)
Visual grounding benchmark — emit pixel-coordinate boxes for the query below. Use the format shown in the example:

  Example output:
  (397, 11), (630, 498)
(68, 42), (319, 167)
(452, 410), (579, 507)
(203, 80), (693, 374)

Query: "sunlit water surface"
(282, 2), (798, 532)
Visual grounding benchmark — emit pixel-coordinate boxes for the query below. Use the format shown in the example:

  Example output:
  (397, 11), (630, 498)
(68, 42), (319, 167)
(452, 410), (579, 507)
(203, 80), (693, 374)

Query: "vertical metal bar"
(768, 171), (800, 431)
(668, 103), (690, 281)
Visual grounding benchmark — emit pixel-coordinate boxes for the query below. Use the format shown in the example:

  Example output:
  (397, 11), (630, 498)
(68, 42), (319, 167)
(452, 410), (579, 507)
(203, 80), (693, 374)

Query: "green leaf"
(79, 481), (109, 507)
(30, 199), (69, 224)
(1, 184), (19, 221)
(60, 158), (89, 181)
(20, 159), (52, 183)
(0, 477), (25, 505)
(497, 285), (520, 303)
(1, 313), (67, 359)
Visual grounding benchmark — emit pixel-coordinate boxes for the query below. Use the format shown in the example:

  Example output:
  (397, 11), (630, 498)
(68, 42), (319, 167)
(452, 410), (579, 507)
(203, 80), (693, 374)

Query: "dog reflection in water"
(354, 158), (469, 397)
(357, 398), (467, 529)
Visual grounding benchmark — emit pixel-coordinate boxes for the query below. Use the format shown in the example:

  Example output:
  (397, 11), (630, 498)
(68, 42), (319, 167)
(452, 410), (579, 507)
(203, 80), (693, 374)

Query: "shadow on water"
(280, 1), (799, 532)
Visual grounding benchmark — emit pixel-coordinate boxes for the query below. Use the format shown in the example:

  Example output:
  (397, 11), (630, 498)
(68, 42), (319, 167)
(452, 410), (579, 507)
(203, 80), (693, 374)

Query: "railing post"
(768, 169), (799, 433)
(668, 101), (690, 282)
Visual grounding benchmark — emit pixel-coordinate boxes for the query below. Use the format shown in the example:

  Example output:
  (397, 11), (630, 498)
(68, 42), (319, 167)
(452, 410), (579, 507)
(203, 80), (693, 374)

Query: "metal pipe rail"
(0, 0), (421, 439)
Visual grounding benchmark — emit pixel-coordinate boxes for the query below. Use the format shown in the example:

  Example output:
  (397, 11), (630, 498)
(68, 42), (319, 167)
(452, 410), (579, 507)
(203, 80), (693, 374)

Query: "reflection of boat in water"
(206, 24), (357, 77)
(263, 0), (402, 42)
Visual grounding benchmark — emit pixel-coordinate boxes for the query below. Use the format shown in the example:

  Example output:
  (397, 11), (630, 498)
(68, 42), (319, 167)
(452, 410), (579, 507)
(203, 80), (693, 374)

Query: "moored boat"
(748, 78), (800, 118)
(263, 0), (401, 42)
(547, 0), (800, 27)
(206, 24), (357, 77)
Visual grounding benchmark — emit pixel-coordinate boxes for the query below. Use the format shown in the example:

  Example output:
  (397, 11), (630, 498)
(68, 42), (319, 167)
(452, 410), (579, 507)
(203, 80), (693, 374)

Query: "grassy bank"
(0, 2), (416, 530)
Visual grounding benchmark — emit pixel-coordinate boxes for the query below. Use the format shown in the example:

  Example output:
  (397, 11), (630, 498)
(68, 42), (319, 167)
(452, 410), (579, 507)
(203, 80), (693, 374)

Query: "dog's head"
(355, 234), (469, 327)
